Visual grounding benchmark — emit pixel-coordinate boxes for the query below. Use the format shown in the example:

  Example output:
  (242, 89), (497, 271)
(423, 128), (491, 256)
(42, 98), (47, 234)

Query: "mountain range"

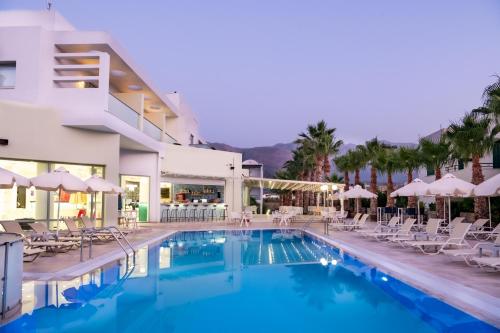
(210, 141), (417, 185)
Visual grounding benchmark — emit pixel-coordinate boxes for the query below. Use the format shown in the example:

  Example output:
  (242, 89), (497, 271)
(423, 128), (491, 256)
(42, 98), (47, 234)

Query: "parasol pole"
(56, 187), (62, 236)
(488, 197), (492, 229)
(448, 196), (451, 224)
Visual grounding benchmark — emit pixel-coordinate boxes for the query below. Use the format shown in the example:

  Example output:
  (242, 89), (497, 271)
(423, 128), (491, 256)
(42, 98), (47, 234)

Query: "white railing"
(143, 118), (162, 141)
(107, 94), (140, 129)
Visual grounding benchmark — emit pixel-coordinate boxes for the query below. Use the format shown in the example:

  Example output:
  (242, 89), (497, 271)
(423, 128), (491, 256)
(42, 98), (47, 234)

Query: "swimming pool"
(1, 229), (498, 333)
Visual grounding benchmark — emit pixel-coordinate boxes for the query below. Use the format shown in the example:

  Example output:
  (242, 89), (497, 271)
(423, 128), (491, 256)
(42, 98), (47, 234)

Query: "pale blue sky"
(2, 0), (500, 146)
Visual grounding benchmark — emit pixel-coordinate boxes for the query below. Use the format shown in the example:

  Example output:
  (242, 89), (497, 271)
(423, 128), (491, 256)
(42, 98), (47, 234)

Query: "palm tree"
(419, 136), (451, 219)
(296, 120), (343, 182)
(352, 146), (368, 185)
(334, 154), (351, 192)
(379, 148), (400, 207)
(445, 112), (499, 218)
(364, 138), (386, 217)
(397, 146), (422, 208)
(473, 75), (500, 127)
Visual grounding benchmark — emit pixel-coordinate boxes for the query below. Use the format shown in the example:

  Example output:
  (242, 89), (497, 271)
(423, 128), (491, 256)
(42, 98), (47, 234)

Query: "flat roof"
(244, 177), (344, 192)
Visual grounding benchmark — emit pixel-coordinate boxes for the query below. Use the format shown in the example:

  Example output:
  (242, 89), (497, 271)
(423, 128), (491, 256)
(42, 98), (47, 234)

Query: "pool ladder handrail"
(79, 226), (136, 266)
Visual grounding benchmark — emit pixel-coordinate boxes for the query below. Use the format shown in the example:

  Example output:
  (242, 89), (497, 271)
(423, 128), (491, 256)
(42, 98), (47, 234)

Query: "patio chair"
(441, 233), (500, 266)
(467, 223), (500, 240)
(439, 217), (465, 233)
(389, 218), (442, 246)
(405, 222), (471, 255)
(23, 246), (46, 262)
(30, 222), (81, 242)
(356, 216), (400, 236)
(466, 219), (489, 239)
(469, 256), (500, 270)
(81, 216), (133, 236)
(364, 218), (416, 241)
(1, 221), (79, 252)
(329, 213), (363, 230)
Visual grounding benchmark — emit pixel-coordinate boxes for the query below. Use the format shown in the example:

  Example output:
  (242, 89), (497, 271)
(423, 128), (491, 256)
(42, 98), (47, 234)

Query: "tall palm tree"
(296, 120), (343, 182)
(419, 136), (451, 219)
(380, 148), (401, 207)
(364, 138), (386, 216)
(352, 146), (368, 185)
(473, 75), (500, 127)
(397, 146), (422, 208)
(445, 112), (499, 218)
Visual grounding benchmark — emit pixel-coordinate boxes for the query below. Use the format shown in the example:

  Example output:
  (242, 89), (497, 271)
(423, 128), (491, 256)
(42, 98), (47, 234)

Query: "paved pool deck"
(22, 218), (500, 327)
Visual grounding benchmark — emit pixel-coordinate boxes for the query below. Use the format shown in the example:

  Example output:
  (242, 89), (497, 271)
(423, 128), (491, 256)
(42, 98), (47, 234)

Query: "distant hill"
(210, 141), (417, 185)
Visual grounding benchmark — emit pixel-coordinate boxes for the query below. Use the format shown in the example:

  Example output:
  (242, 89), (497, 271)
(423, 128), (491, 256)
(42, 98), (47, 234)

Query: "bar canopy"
(243, 176), (344, 192)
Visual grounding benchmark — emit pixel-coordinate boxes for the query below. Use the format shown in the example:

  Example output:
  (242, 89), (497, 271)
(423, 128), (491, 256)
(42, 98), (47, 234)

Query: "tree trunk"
(323, 155), (331, 177)
(472, 155), (488, 218)
(386, 172), (394, 207)
(407, 169), (417, 208)
(370, 166), (378, 217)
(435, 167), (445, 219)
(355, 169), (361, 185)
(344, 171), (350, 211)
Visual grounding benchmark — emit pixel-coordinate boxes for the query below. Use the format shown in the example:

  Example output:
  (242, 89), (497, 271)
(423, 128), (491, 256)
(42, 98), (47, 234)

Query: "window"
(0, 61), (16, 88)
(493, 141), (500, 169)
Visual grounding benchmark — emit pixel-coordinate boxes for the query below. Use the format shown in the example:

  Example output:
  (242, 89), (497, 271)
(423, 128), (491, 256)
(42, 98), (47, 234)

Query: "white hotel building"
(0, 10), (244, 226)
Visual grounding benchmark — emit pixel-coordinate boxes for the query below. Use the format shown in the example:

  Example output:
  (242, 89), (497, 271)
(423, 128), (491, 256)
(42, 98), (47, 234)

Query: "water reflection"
(2, 230), (497, 333)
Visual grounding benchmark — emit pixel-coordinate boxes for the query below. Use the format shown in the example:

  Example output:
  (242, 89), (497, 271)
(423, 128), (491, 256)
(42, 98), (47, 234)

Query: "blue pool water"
(1, 229), (498, 333)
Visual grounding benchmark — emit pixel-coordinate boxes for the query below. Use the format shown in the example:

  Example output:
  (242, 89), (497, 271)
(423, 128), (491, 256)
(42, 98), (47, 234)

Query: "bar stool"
(187, 205), (197, 221)
(177, 205), (187, 221)
(221, 204), (228, 221)
(208, 204), (217, 221)
(170, 204), (179, 222)
(200, 204), (209, 221)
(161, 205), (170, 222)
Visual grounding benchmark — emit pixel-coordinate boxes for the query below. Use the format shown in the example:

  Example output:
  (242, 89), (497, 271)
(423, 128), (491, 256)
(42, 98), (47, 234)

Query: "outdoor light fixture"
(331, 259), (338, 266)
(320, 184), (328, 192)
(332, 185), (338, 191)
(320, 258), (328, 266)
(128, 84), (142, 91)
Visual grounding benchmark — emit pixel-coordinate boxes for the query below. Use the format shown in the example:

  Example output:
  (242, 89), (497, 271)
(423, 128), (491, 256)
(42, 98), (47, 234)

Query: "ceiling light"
(110, 69), (126, 77)
(128, 84), (142, 91)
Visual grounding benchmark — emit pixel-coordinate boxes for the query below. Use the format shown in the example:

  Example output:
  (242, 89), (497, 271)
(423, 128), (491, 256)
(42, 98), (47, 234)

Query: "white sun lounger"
(330, 214), (368, 231)
(467, 223), (500, 240)
(441, 234), (500, 266)
(357, 216), (400, 236)
(469, 256), (500, 270)
(439, 217), (465, 233)
(405, 223), (471, 255)
(466, 219), (490, 239)
(389, 218), (442, 246)
(363, 218), (416, 241)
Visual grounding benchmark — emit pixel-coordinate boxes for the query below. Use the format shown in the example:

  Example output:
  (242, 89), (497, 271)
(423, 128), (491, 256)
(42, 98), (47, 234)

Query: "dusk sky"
(2, 0), (500, 147)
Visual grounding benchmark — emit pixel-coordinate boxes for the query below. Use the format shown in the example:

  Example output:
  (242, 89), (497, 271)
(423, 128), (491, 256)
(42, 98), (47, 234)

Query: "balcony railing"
(107, 94), (140, 129)
(143, 118), (162, 141)
(107, 94), (178, 144)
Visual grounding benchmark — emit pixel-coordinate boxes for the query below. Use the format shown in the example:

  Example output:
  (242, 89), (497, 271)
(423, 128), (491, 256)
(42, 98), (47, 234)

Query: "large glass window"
(168, 183), (224, 204)
(0, 159), (104, 223)
(0, 159), (48, 220)
(121, 175), (150, 222)
(49, 163), (104, 222)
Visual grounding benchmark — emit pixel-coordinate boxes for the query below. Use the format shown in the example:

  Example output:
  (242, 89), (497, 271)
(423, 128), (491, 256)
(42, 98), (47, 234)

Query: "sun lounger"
(469, 256), (500, 270)
(23, 246), (45, 262)
(330, 214), (368, 231)
(30, 222), (81, 242)
(389, 218), (442, 246)
(467, 223), (500, 240)
(439, 217), (465, 233)
(81, 216), (133, 235)
(466, 219), (490, 239)
(364, 218), (416, 241)
(405, 223), (471, 255)
(441, 234), (500, 265)
(1, 221), (79, 252)
(357, 216), (400, 236)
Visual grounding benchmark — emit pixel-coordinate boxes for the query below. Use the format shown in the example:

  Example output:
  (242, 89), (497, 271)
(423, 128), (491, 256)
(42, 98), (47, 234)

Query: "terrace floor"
(21, 216), (500, 327)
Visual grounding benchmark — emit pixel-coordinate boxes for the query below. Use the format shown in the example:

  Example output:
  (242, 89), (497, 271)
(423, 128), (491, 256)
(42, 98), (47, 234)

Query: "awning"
(243, 177), (344, 192)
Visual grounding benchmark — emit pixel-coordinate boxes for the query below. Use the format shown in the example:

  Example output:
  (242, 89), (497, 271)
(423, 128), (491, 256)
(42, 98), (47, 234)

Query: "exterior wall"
(0, 100), (120, 224)
(162, 144), (243, 212)
(164, 93), (204, 145)
(119, 150), (161, 221)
